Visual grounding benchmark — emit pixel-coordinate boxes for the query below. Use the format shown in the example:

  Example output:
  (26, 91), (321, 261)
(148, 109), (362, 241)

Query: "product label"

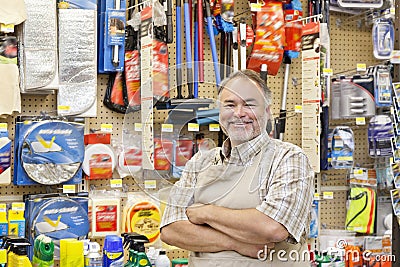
(123, 147), (142, 166)
(89, 154), (113, 179)
(154, 139), (173, 170)
(84, 256), (102, 266)
(95, 205), (118, 232)
(0, 140), (11, 175)
(127, 201), (161, 243)
(175, 140), (193, 167)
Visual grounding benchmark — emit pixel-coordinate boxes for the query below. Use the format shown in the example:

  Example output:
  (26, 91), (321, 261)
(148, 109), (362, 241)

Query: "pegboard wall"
(0, 0), (388, 264)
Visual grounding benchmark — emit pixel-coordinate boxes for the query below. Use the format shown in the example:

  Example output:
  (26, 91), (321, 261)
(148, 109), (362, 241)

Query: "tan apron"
(189, 142), (308, 267)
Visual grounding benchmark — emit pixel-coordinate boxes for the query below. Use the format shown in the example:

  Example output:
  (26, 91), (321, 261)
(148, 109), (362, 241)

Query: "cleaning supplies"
(90, 190), (121, 237)
(9, 242), (32, 267)
(123, 234), (151, 267)
(155, 250), (170, 267)
(122, 193), (161, 245)
(103, 235), (124, 267)
(84, 242), (102, 267)
(32, 234), (54, 267)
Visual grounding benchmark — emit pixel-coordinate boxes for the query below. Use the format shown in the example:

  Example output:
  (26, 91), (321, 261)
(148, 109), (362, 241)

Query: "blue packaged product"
(103, 235), (123, 267)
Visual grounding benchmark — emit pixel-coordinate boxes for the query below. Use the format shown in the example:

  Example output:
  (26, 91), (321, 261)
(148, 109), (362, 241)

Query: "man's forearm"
(196, 206), (288, 244)
(160, 220), (266, 258)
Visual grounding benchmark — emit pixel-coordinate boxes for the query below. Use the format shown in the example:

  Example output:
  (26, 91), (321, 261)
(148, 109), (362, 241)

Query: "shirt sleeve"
(160, 151), (206, 228)
(256, 149), (314, 243)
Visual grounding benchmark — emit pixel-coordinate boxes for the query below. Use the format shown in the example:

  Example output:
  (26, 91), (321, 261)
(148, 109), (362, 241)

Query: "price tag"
(134, 123), (143, 132)
(356, 63), (366, 72)
(0, 204), (6, 212)
(390, 50), (400, 64)
(323, 192), (334, 199)
(250, 3), (262, 11)
(11, 202), (25, 211)
(63, 184), (76, 194)
(110, 179), (123, 188)
(188, 123), (199, 132)
(144, 180), (157, 189)
(390, 7), (395, 15)
(353, 169), (363, 177)
(355, 117), (366, 125)
(0, 23), (14, 33)
(314, 193), (320, 201)
(391, 157), (394, 164)
(294, 105), (303, 113)
(209, 124), (220, 132)
(161, 124), (174, 133)
(58, 105), (70, 111)
(322, 68), (333, 76)
(0, 123), (7, 130)
(101, 124), (113, 133)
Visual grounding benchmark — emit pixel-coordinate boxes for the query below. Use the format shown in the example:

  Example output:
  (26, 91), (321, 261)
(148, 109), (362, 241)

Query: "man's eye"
(224, 104), (235, 108)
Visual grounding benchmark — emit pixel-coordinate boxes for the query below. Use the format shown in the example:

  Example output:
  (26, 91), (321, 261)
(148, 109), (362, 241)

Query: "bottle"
(10, 242), (32, 267)
(85, 242), (102, 267)
(103, 235), (124, 267)
(32, 235), (54, 267)
(146, 247), (157, 266)
(155, 251), (170, 267)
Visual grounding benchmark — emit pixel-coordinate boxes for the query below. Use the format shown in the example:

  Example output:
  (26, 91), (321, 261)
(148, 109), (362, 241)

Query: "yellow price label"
(322, 68), (333, 75)
(58, 105), (70, 111)
(390, 7), (395, 15)
(323, 192), (334, 199)
(355, 117), (365, 125)
(101, 124), (113, 133)
(11, 203), (25, 211)
(353, 169), (363, 176)
(390, 157), (394, 164)
(63, 185), (75, 194)
(134, 123), (142, 132)
(0, 123), (7, 130)
(188, 123), (199, 132)
(356, 63), (366, 72)
(110, 179), (123, 188)
(250, 3), (262, 11)
(161, 124), (174, 133)
(314, 193), (320, 200)
(0, 23), (14, 33)
(294, 105), (303, 113)
(209, 124), (220, 132)
(0, 204), (6, 212)
(144, 180), (157, 189)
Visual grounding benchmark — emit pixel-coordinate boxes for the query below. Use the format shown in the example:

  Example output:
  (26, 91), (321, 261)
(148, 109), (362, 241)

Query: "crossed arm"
(160, 205), (288, 258)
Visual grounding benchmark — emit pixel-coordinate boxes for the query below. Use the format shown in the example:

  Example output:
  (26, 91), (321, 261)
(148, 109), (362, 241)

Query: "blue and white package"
(373, 19), (394, 60)
(374, 66), (392, 107)
(14, 118), (85, 185)
(309, 200), (319, 238)
(331, 126), (354, 169)
(368, 115), (394, 158)
(0, 125), (11, 185)
(25, 193), (89, 260)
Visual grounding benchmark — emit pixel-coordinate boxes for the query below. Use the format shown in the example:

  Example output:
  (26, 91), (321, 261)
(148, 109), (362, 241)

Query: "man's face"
(219, 77), (270, 147)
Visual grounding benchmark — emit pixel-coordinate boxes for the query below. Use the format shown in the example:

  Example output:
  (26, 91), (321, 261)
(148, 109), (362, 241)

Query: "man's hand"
(186, 203), (210, 225)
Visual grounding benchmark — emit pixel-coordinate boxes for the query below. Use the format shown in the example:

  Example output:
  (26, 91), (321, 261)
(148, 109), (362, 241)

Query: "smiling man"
(160, 69), (314, 266)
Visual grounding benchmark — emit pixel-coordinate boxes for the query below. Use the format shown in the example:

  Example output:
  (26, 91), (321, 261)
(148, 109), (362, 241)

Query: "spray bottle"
(84, 242), (102, 267)
(103, 235), (124, 267)
(1, 237), (29, 267)
(123, 233), (151, 267)
(32, 234), (54, 267)
(9, 242), (32, 267)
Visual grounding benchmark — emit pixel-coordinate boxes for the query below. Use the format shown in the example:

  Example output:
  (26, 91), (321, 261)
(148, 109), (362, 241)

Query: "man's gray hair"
(217, 69), (272, 106)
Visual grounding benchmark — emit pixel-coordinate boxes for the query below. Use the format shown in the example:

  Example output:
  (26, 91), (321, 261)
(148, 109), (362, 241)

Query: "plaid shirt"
(161, 132), (314, 243)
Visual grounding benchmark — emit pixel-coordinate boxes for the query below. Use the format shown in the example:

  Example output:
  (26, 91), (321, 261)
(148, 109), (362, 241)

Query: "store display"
(14, 119), (85, 185)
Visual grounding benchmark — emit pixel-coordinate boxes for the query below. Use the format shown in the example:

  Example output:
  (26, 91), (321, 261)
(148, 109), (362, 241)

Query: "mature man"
(161, 69), (314, 266)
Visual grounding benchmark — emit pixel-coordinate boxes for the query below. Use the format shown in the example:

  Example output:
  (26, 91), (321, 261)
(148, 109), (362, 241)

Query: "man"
(160, 69), (314, 266)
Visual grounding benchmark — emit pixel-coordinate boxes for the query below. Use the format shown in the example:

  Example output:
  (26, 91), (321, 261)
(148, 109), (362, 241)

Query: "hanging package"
(345, 187), (376, 234)
(14, 118), (84, 185)
(368, 115), (394, 158)
(331, 126), (354, 169)
(25, 193), (89, 260)
(372, 19), (394, 60)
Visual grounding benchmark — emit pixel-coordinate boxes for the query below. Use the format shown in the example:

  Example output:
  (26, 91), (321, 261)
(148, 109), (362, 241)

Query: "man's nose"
(233, 105), (245, 117)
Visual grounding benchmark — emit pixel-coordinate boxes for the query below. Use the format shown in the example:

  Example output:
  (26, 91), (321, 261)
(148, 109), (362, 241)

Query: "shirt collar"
(221, 132), (271, 165)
